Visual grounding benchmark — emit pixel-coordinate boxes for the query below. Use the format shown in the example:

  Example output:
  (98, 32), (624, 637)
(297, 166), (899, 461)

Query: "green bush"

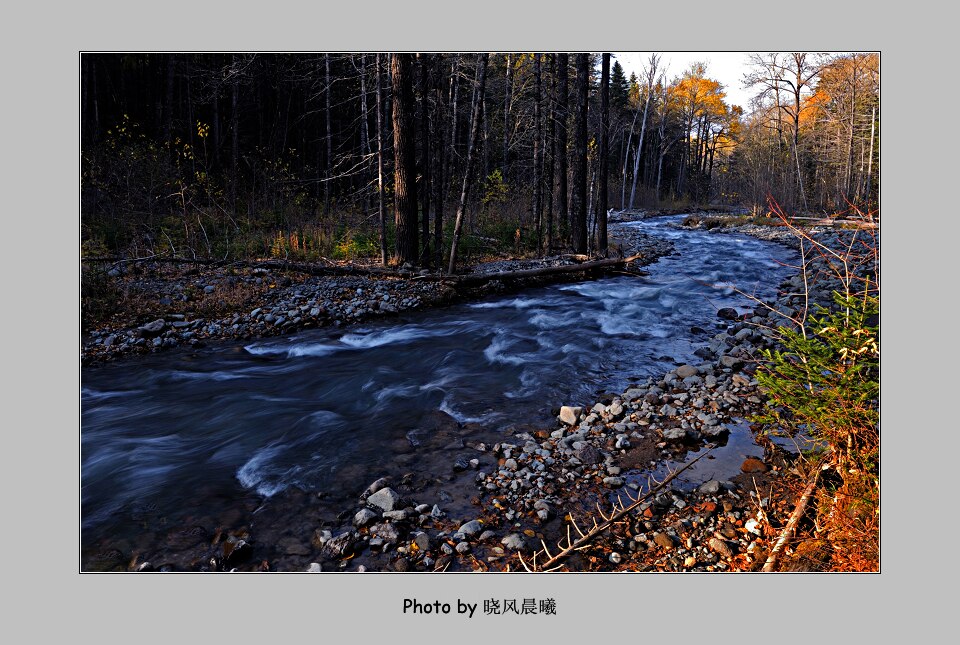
(754, 290), (879, 473)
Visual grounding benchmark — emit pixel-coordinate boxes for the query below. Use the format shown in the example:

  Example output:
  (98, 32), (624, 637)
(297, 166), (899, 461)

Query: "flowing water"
(80, 216), (799, 566)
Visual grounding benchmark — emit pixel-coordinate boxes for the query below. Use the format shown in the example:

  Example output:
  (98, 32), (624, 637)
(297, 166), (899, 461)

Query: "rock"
(709, 537), (734, 559)
(371, 523), (401, 543)
(623, 387), (645, 402)
(383, 510), (408, 521)
(312, 529), (333, 549)
(458, 520), (483, 537)
(609, 552), (622, 564)
(653, 533), (677, 549)
(603, 476), (625, 488)
(413, 533), (432, 551)
(456, 542), (471, 554)
(367, 487), (402, 512)
(323, 532), (357, 558)
(701, 424), (729, 438)
(698, 480), (722, 495)
(676, 365), (698, 378)
(362, 478), (390, 502)
(559, 406), (582, 425)
(574, 444), (602, 465)
(204, 285), (216, 294)
(661, 427), (688, 442)
(278, 537), (311, 556)
(354, 508), (379, 527)
(717, 307), (739, 321)
(501, 534), (528, 551)
(223, 537), (252, 566)
(453, 457), (470, 472)
(503, 458), (519, 471)
(138, 319), (166, 338)
(306, 562), (323, 572)
(730, 374), (750, 387)
(607, 402), (624, 418)
(719, 355), (742, 370)
(741, 457), (770, 473)
(684, 556), (697, 568)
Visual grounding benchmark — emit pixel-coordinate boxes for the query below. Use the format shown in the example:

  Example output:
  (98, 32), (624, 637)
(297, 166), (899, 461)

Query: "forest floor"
(81, 209), (878, 573)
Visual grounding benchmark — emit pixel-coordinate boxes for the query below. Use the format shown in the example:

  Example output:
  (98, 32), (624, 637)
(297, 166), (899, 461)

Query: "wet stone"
(367, 487), (402, 512)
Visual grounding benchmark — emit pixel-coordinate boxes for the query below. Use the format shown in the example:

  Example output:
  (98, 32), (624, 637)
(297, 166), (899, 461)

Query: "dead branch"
(519, 449), (711, 572)
(761, 465), (821, 572)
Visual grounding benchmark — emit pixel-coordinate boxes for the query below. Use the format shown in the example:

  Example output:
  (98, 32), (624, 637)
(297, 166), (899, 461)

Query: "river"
(80, 215), (799, 570)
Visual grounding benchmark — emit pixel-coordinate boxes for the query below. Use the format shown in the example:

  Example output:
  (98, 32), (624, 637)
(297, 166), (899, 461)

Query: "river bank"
(81, 222), (675, 365)
(81, 211), (878, 572)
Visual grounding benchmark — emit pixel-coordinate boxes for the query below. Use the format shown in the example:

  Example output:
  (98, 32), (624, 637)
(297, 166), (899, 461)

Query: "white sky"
(614, 52), (757, 110)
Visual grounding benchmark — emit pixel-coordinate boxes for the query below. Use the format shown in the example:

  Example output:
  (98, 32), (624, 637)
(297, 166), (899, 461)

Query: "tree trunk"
(597, 53), (609, 255)
(557, 53), (569, 244)
(533, 53), (543, 254)
(545, 53), (557, 254)
(392, 54), (419, 266)
(447, 54), (489, 274)
(433, 56), (447, 269)
(376, 53), (388, 265)
(570, 54), (589, 254)
(325, 53), (333, 217)
(419, 53), (432, 267)
(230, 62), (239, 214)
(502, 53), (512, 178)
(359, 54), (371, 213)
(621, 107), (639, 210)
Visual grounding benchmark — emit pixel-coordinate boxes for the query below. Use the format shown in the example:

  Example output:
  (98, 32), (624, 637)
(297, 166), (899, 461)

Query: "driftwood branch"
(761, 466), (821, 572)
(519, 449), (710, 572)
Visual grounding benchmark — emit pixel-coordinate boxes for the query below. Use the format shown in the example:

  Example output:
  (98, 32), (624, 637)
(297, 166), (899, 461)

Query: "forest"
(80, 52), (879, 266)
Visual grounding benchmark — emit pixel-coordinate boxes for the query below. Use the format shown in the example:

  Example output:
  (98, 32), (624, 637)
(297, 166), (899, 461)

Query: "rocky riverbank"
(277, 218), (876, 573)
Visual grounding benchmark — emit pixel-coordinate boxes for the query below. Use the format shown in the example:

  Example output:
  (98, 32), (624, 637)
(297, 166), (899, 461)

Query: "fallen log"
(441, 253), (648, 286)
(83, 253), (649, 285)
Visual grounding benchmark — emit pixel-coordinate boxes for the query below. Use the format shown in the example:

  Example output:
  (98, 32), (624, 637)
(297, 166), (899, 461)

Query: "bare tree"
(745, 52), (824, 211)
(447, 53), (489, 273)
(628, 53), (659, 209)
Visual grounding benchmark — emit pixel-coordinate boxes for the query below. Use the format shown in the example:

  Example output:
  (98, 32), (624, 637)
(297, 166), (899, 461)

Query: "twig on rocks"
(518, 450), (711, 572)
